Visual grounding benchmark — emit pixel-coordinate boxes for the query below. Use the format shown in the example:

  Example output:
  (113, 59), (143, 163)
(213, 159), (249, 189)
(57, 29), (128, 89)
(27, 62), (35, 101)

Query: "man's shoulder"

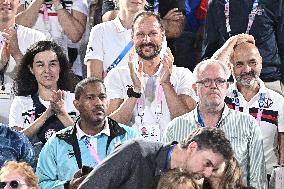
(92, 19), (118, 33)
(168, 111), (195, 129)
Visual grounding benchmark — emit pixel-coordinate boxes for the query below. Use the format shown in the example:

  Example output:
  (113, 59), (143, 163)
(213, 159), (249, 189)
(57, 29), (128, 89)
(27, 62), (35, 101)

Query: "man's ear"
(187, 141), (198, 154)
(192, 83), (197, 95)
(73, 99), (79, 110)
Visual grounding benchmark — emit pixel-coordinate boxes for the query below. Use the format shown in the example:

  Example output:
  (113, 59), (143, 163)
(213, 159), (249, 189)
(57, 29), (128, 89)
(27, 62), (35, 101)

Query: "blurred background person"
(0, 123), (35, 168)
(156, 168), (201, 189)
(0, 161), (38, 189)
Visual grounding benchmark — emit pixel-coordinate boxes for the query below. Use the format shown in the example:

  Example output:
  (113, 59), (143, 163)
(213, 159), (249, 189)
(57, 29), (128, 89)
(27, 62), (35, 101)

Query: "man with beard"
(0, 0), (46, 124)
(78, 127), (234, 189)
(213, 34), (284, 183)
(36, 77), (140, 189)
(163, 58), (267, 188)
(104, 11), (197, 142)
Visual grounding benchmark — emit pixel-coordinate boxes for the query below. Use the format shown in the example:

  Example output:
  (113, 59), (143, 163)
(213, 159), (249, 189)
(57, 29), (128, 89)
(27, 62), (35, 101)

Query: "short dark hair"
(13, 40), (72, 96)
(180, 127), (233, 161)
(132, 11), (164, 32)
(74, 77), (105, 100)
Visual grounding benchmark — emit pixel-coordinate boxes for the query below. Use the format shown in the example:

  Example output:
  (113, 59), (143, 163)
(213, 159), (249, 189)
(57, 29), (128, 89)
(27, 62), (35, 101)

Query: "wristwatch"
(127, 87), (142, 98)
(54, 3), (64, 11)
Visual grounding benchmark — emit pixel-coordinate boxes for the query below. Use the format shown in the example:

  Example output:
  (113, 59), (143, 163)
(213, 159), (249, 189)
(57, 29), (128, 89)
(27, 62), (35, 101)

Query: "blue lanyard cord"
(197, 109), (205, 128)
(164, 144), (175, 170)
(106, 41), (134, 73)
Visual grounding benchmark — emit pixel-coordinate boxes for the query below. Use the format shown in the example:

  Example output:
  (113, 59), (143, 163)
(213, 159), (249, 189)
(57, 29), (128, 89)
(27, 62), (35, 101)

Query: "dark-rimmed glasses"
(196, 78), (227, 87)
(0, 180), (26, 189)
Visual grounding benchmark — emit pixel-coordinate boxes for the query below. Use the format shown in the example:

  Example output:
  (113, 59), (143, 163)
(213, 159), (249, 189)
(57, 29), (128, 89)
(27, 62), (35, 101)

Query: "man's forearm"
(109, 97), (137, 125)
(56, 9), (86, 43)
(16, 0), (43, 27)
(161, 82), (190, 120)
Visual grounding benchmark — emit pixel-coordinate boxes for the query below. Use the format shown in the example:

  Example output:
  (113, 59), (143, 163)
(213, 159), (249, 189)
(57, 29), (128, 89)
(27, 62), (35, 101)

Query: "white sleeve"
(278, 96), (284, 133)
(174, 67), (197, 100)
(104, 68), (125, 100)
(9, 96), (26, 129)
(84, 24), (104, 63)
(72, 0), (88, 15)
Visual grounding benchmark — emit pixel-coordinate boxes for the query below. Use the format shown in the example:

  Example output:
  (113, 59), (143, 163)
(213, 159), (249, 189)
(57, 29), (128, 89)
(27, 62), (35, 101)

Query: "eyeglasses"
(0, 180), (26, 189)
(196, 78), (227, 87)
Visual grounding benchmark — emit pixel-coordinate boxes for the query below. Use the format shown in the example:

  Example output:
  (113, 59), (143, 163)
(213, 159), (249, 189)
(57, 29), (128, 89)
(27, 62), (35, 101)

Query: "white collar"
(229, 78), (268, 95)
(76, 118), (111, 140)
(113, 16), (128, 33)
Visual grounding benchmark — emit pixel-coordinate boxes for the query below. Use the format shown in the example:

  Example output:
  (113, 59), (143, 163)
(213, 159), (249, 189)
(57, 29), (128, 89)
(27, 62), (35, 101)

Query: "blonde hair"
(0, 161), (38, 188)
(157, 168), (200, 189)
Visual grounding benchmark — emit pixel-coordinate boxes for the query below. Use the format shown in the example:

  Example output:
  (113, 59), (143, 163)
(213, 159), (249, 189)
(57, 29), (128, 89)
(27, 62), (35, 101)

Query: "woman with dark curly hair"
(9, 40), (78, 145)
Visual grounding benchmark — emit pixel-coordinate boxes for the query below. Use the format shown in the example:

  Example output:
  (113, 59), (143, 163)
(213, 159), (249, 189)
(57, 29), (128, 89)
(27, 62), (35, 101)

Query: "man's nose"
(142, 35), (151, 43)
(203, 167), (214, 178)
(243, 64), (252, 73)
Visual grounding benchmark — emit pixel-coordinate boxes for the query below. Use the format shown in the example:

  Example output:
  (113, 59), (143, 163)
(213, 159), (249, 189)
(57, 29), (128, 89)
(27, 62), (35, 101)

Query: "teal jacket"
(36, 117), (140, 189)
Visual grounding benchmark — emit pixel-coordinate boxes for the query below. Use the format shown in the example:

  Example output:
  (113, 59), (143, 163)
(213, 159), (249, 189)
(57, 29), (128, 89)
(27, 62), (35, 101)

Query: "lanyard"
(197, 108), (205, 128)
(164, 144), (175, 170)
(136, 79), (164, 125)
(83, 137), (102, 164)
(153, 0), (159, 13)
(224, 0), (259, 35)
(232, 90), (266, 123)
(104, 41), (134, 77)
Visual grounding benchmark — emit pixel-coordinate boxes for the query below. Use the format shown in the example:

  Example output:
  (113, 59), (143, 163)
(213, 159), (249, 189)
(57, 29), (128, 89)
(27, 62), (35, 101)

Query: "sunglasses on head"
(0, 180), (22, 188)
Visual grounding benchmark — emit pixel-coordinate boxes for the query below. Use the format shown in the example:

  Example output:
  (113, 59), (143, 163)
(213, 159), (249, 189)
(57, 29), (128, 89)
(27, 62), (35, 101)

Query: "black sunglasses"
(0, 180), (22, 188)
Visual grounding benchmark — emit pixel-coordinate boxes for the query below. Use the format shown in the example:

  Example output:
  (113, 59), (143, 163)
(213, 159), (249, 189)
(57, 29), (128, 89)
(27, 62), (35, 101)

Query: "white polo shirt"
(84, 17), (132, 71)
(104, 64), (196, 141)
(226, 79), (284, 174)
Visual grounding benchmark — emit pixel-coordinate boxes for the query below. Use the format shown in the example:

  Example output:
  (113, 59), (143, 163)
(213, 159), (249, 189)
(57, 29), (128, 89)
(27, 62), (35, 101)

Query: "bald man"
(214, 34), (284, 183)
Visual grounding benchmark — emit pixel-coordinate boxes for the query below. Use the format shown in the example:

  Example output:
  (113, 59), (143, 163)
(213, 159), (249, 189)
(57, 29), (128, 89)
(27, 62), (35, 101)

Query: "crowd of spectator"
(0, 0), (283, 188)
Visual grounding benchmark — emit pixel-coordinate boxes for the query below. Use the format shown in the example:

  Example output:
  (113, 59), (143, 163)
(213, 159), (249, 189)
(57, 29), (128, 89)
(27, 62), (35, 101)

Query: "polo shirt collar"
(114, 16), (128, 33)
(229, 78), (268, 96)
(193, 104), (230, 127)
(76, 118), (111, 140)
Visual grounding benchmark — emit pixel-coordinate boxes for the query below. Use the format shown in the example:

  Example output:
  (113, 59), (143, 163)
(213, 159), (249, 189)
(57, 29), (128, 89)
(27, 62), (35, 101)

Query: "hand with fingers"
(163, 8), (184, 21)
(160, 48), (174, 85)
(50, 90), (66, 116)
(128, 52), (144, 93)
(2, 27), (21, 59)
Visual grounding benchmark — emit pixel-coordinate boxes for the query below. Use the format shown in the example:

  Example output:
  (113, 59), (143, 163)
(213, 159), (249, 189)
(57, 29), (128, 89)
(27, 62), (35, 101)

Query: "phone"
(81, 165), (93, 176)
(175, 0), (186, 15)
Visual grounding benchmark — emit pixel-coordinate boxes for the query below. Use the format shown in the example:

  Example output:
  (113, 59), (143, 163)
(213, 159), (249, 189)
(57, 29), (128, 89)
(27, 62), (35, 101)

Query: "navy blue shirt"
(202, 0), (284, 82)
(0, 123), (35, 168)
